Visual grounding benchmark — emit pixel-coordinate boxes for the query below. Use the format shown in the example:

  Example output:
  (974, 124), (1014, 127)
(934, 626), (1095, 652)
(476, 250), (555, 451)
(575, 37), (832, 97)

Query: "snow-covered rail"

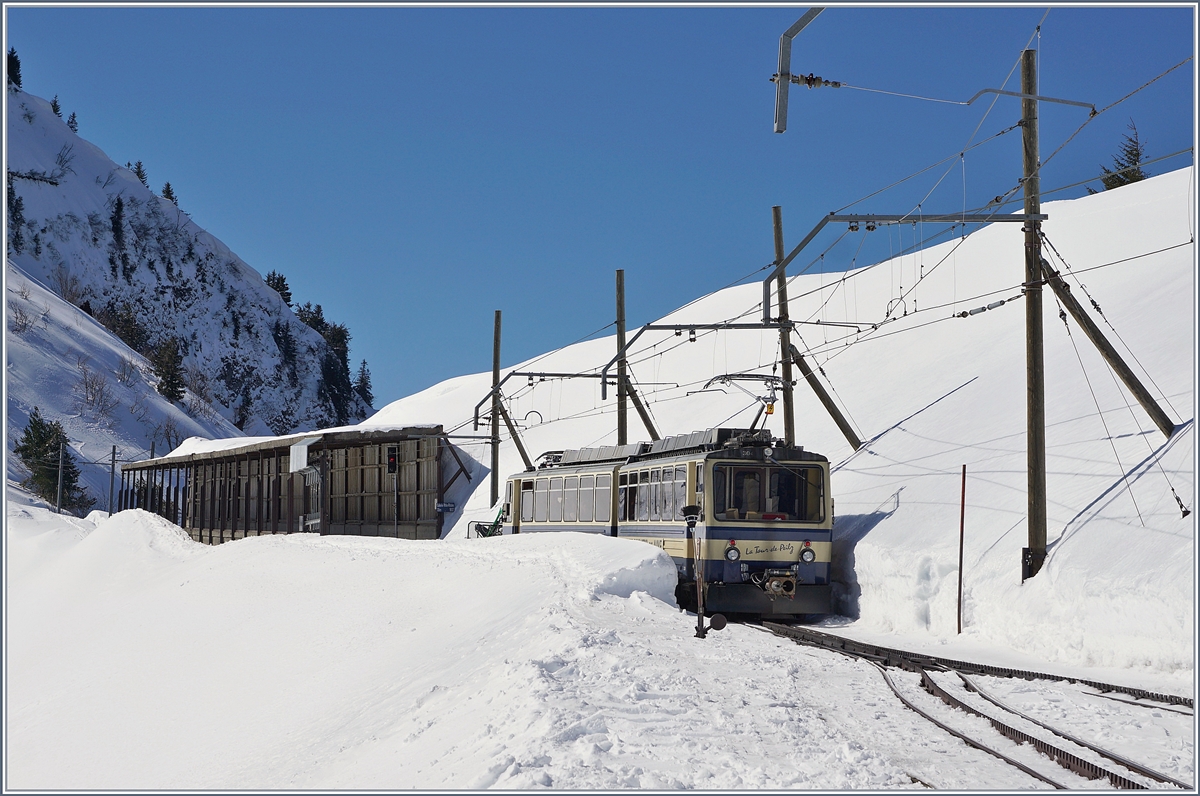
(916, 667), (1149, 789)
(765, 622), (1194, 790)
(949, 671), (1192, 790)
(764, 623), (1193, 708)
(873, 660), (1070, 789)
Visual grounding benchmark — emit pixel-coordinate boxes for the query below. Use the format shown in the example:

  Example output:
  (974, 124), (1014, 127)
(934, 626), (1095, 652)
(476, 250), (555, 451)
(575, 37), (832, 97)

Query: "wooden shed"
(119, 425), (473, 544)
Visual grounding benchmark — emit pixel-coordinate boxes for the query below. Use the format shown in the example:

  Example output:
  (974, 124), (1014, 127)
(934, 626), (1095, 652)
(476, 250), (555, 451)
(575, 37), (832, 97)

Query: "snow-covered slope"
(6, 258), (244, 508)
(6, 88), (368, 436)
(370, 167), (1196, 672)
(5, 168), (1194, 790)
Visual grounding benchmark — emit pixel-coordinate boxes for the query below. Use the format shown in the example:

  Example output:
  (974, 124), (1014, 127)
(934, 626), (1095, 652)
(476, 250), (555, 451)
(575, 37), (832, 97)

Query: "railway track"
(764, 622), (1194, 790)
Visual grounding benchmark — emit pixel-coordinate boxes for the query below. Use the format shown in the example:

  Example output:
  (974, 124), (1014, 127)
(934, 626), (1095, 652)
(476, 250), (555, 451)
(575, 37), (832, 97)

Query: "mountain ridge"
(7, 87), (370, 439)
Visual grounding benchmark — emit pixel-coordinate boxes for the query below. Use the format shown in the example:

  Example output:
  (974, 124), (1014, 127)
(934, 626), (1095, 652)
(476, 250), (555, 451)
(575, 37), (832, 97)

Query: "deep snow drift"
(5, 170), (1195, 788)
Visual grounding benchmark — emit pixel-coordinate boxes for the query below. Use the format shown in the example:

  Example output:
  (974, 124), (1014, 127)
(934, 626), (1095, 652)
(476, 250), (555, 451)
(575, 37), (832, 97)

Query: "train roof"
(529, 428), (828, 471)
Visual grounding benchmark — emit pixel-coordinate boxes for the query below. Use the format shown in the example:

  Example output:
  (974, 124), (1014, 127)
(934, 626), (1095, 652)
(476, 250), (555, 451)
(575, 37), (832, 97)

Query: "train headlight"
(800, 547), (816, 564)
(724, 545), (741, 562)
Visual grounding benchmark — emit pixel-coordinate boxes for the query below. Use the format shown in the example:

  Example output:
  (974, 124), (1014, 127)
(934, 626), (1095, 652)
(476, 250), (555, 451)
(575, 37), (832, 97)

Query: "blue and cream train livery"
(501, 428), (832, 617)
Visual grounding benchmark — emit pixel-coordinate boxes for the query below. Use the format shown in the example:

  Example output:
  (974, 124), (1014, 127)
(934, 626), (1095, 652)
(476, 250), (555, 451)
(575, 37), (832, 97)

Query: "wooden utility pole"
(772, 206), (797, 447)
(55, 440), (64, 514)
(790, 347), (863, 451)
(771, 208), (861, 451)
(616, 270), (629, 446)
(320, 446), (329, 536)
(1041, 262), (1176, 438)
(495, 399), (534, 471)
(491, 310), (502, 507)
(1022, 49), (1048, 580)
(625, 381), (660, 441)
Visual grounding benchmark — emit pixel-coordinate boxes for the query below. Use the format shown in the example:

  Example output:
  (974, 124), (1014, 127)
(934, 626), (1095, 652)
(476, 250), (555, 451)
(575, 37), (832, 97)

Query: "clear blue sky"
(7, 4), (1195, 409)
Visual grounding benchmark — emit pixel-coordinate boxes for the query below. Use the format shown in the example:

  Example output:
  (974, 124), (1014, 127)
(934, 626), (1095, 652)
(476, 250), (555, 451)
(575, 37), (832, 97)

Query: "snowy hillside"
(5, 165), (1193, 789)
(6, 88), (368, 436)
(370, 167), (1196, 672)
(6, 257), (245, 508)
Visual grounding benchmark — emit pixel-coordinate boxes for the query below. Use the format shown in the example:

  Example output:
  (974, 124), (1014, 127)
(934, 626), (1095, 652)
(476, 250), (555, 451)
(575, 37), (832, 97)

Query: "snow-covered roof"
(125, 424), (444, 469)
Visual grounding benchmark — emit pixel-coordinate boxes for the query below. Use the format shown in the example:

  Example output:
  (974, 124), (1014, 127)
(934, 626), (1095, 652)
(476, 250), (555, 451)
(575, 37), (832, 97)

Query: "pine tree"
(265, 270), (292, 306)
(13, 407), (94, 512)
(108, 195), (131, 281)
(50, 95), (62, 117)
(161, 182), (177, 204)
(234, 384), (253, 430)
(99, 300), (151, 352)
(354, 359), (374, 408)
(7, 48), (21, 89)
(271, 319), (299, 386)
(132, 161), (149, 188)
(151, 338), (186, 402)
(1098, 120), (1149, 192)
(7, 177), (25, 255)
(66, 111), (78, 133)
(317, 323), (353, 425)
(296, 302), (328, 335)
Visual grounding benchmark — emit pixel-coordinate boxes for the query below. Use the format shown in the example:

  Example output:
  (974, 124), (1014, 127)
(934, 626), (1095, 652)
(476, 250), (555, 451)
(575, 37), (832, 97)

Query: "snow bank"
(6, 502), (709, 789)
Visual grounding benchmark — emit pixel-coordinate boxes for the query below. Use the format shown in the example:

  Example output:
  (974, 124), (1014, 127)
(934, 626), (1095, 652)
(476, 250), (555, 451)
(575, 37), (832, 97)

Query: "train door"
(516, 478), (534, 533)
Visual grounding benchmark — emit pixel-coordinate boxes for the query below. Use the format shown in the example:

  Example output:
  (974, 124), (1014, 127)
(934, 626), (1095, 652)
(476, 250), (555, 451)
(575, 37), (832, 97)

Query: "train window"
(549, 477), (563, 522)
(803, 467), (824, 522)
(637, 471), (650, 522)
(534, 478), (549, 522)
(713, 465), (787, 520)
(768, 469), (793, 517)
(675, 466), (687, 518)
(578, 480), (592, 523)
(564, 476), (579, 522)
(504, 481), (513, 521)
(731, 468), (764, 517)
(661, 467), (674, 520)
(763, 466), (824, 521)
(649, 469), (660, 521)
(711, 466), (726, 515)
(595, 474), (611, 522)
(521, 480), (534, 522)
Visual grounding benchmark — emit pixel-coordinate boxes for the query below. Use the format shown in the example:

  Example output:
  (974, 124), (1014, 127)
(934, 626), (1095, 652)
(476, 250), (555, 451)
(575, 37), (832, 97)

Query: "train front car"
(693, 429), (832, 617)
(500, 428), (833, 620)
(615, 428), (832, 619)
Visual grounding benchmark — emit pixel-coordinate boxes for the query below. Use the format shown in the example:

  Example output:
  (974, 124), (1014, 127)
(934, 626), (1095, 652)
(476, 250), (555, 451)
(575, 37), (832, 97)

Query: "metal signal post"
(684, 504), (726, 639)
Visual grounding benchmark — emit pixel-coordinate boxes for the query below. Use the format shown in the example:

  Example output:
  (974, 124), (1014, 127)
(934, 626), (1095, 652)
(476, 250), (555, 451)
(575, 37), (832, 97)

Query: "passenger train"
(501, 428), (832, 617)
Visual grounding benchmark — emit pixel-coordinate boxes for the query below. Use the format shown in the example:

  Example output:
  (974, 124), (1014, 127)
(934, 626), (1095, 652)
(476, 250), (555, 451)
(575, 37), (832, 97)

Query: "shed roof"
(124, 424), (444, 470)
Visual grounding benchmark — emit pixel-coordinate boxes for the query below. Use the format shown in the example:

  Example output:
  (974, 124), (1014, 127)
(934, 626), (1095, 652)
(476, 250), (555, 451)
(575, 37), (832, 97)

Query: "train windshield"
(710, 463), (824, 522)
